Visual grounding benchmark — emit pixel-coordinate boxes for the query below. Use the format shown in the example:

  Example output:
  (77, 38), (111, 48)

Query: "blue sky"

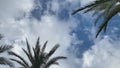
(0, 0), (120, 68)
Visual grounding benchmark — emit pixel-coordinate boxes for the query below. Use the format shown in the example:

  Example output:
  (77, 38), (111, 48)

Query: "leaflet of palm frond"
(45, 56), (67, 68)
(103, 1), (115, 16)
(26, 39), (34, 63)
(92, 6), (106, 16)
(10, 58), (28, 68)
(41, 41), (48, 53)
(0, 57), (14, 67)
(46, 44), (60, 59)
(72, 0), (110, 15)
(22, 48), (34, 64)
(84, 6), (97, 13)
(0, 45), (13, 53)
(34, 38), (40, 59)
(0, 34), (3, 40)
(84, 2), (109, 14)
(32, 47), (44, 67)
(94, 12), (104, 26)
(72, 3), (96, 15)
(32, 47), (40, 61)
(26, 39), (32, 57)
(8, 51), (29, 67)
(104, 4), (120, 27)
(96, 5), (120, 37)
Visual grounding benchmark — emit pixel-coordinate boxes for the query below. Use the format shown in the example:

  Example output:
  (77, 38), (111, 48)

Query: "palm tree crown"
(9, 38), (67, 68)
(72, 0), (120, 37)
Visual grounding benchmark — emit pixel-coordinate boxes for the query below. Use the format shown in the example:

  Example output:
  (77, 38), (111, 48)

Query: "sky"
(0, 0), (120, 68)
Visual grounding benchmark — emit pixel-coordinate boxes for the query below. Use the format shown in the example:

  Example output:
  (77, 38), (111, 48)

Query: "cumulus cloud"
(80, 0), (96, 7)
(78, 0), (120, 68)
(2, 0), (120, 68)
(0, 0), (82, 68)
(82, 36), (120, 68)
(0, 0), (34, 21)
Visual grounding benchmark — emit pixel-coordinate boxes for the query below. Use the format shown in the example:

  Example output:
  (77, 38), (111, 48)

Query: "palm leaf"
(0, 45), (13, 53)
(72, 0), (111, 15)
(0, 57), (14, 67)
(72, 0), (120, 37)
(25, 39), (34, 64)
(96, 4), (120, 37)
(8, 51), (29, 67)
(46, 44), (60, 59)
(10, 58), (28, 68)
(45, 56), (67, 68)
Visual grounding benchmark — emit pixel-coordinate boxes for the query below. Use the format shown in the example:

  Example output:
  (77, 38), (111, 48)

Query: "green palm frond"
(72, 0), (111, 15)
(96, 4), (120, 37)
(72, 0), (120, 37)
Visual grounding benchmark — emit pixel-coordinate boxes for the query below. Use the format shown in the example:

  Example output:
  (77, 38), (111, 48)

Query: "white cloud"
(0, 0), (82, 68)
(81, 0), (96, 6)
(0, 0), (34, 21)
(3, 0), (120, 68)
(82, 36), (120, 68)
(79, 0), (120, 68)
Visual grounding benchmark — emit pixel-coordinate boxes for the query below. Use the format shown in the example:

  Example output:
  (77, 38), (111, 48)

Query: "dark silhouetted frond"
(0, 57), (14, 67)
(0, 45), (13, 53)
(45, 56), (67, 68)
(46, 44), (60, 59)
(72, 0), (120, 37)
(10, 38), (66, 68)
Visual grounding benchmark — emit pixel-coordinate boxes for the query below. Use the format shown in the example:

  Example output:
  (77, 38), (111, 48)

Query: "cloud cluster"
(1, 0), (120, 68)
(0, 0), (81, 68)
(82, 36), (120, 68)
(80, 0), (120, 68)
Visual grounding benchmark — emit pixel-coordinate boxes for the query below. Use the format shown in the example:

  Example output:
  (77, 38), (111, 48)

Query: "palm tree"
(0, 34), (14, 67)
(9, 38), (67, 68)
(72, 0), (120, 37)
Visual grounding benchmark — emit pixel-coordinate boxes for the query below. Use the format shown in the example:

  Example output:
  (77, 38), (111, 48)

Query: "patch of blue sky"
(30, 0), (120, 67)
(30, 0), (51, 20)
(30, 0), (98, 58)
(104, 14), (120, 39)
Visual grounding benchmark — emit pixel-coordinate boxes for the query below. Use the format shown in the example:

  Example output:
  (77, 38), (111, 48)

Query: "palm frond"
(8, 51), (29, 67)
(46, 44), (60, 59)
(0, 45), (13, 53)
(0, 34), (3, 40)
(72, 0), (110, 15)
(72, 0), (120, 37)
(25, 39), (34, 64)
(10, 58), (28, 68)
(45, 56), (67, 68)
(41, 41), (48, 53)
(0, 57), (14, 67)
(96, 4), (120, 37)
